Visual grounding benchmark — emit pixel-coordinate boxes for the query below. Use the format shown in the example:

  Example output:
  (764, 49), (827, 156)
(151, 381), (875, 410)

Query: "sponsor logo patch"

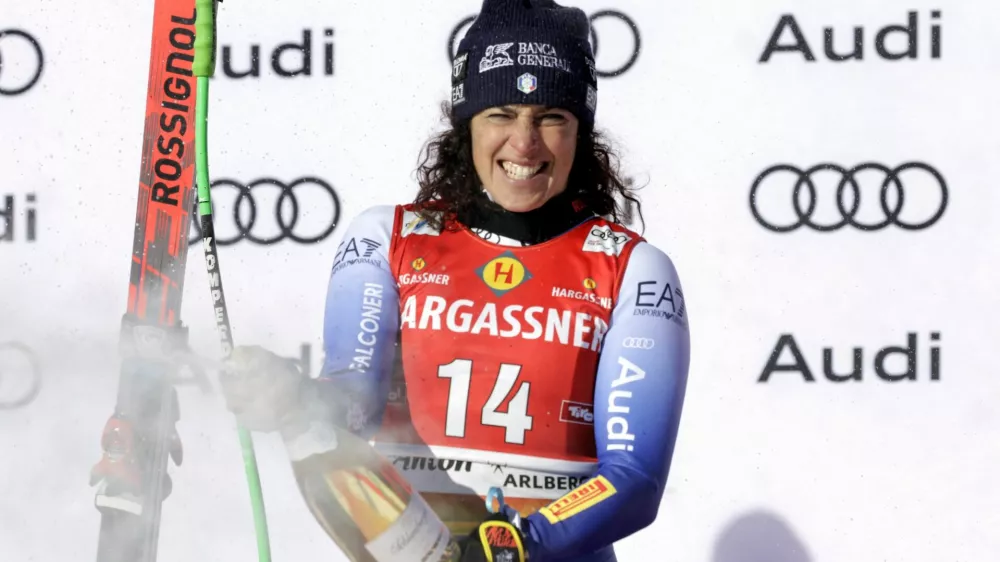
(538, 475), (617, 523)
(559, 400), (594, 425)
(582, 225), (631, 256)
(476, 251), (532, 297)
(400, 210), (441, 237)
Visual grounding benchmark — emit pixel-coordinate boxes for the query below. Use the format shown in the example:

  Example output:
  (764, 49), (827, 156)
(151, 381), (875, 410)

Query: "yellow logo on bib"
(583, 277), (598, 290)
(476, 251), (532, 297)
(412, 257), (426, 271)
(539, 475), (617, 524)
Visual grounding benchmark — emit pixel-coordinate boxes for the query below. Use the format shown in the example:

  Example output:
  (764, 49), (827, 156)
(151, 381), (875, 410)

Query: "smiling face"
(470, 104), (579, 212)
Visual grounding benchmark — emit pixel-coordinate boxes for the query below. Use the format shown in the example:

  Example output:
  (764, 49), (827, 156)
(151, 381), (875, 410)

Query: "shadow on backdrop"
(713, 510), (813, 562)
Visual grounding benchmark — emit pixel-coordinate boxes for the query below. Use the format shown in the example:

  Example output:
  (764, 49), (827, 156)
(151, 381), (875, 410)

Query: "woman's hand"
(219, 345), (306, 432)
(459, 507), (530, 562)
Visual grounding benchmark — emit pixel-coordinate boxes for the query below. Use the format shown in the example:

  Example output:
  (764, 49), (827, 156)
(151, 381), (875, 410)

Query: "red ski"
(90, 1), (199, 560)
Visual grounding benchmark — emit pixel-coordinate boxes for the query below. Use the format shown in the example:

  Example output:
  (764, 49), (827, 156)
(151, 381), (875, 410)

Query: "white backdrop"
(2, 0), (999, 560)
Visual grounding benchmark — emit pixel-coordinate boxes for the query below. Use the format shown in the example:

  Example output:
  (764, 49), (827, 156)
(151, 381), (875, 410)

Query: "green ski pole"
(193, 1), (273, 560)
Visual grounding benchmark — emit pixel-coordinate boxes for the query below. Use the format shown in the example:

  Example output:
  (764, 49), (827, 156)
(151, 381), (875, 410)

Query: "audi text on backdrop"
(759, 333), (941, 383)
(189, 178), (341, 246)
(759, 11), (942, 63)
(0, 193), (37, 242)
(749, 162), (947, 233)
(448, 10), (641, 78)
(0, 29), (44, 95)
(220, 29), (335, 78)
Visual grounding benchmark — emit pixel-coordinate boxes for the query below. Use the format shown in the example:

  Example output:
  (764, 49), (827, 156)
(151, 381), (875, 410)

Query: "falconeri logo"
(476, 251), (532, 297)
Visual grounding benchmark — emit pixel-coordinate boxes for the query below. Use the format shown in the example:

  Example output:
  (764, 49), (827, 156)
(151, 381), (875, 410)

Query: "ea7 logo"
(559, 400), (594, 425)
(583, 225), (631, 256)
(633, 280), (687, 330)
(334, 237), (381, 265)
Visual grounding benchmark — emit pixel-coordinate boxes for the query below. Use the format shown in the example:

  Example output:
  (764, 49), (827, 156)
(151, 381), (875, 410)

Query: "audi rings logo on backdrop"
(189, 177), (341, 246)
(448, 10), (641, 78)
(0, 29), (44, 95)
(749, 162), (948, 232)
(0, 342), (42, 410)
(622, 337), (654, 350)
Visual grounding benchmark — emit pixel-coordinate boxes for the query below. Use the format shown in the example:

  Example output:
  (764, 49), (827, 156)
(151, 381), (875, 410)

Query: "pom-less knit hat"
(450, 0), (598, 127)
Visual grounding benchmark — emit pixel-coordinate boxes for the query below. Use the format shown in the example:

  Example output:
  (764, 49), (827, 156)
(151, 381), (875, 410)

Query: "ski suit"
(319, 204), (690, 561)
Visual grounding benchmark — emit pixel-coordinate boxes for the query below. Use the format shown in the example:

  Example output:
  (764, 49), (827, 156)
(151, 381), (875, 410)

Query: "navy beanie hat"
(450, 0), (598, 127)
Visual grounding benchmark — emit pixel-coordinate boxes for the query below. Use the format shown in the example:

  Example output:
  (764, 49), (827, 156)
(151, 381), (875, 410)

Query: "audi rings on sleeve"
(0, 342), (42, 410)
(0, 29), (44, 96)
(749, 162), (948, 232)
(189, 177), (341, 246)
(448, 10), (640, 78)
(621, 337), (655, 350)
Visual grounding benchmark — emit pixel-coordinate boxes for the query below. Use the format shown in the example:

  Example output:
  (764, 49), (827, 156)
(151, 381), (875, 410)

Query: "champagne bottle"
(281, 417), (463, 562)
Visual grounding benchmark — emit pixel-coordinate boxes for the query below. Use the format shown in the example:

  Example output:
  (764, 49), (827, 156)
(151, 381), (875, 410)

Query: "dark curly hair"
(411, 102), (645, 233)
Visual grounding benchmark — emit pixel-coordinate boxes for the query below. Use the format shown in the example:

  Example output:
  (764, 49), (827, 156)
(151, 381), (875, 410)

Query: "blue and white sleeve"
(522, 241), (691, 559)
(315, 205), (400, 438)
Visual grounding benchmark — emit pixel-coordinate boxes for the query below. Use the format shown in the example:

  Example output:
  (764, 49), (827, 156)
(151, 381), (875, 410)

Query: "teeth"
(502, 161), (543, 180)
